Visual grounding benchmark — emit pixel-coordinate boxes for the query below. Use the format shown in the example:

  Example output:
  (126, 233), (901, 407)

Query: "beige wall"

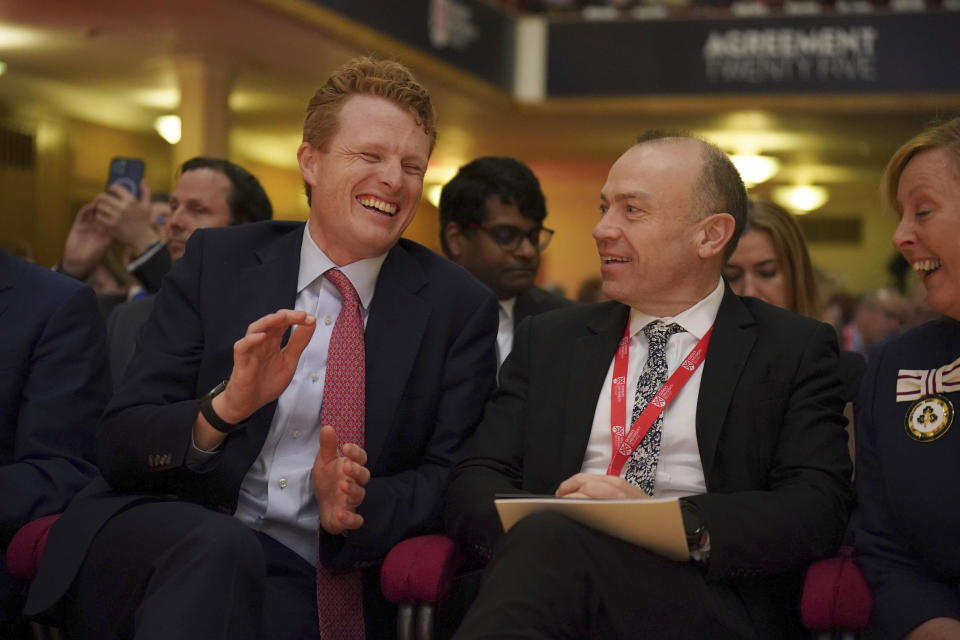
(808, 199), (901, 296)
(529, 160), (611, 299)
(69, 119), (174, 202)
(243, 160), (310, 222)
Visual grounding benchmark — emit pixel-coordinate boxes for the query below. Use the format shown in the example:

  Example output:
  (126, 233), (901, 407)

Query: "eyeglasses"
(468, 223), (554, 252)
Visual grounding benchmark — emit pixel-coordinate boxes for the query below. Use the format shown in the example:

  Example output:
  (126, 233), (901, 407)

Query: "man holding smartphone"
(59, 174), (165, 298)
(105, 157), (273, 383)
(60, 156), (270, 302)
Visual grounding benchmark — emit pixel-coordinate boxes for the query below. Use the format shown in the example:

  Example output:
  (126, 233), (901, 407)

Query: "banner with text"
(547, 13), (958, 96)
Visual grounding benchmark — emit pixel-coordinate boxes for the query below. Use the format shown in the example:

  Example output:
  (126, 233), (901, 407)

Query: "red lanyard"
(606, 321), (712, 477)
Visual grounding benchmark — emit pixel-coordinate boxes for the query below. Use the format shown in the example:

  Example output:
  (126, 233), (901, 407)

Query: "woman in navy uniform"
(853, 117), (960, 639)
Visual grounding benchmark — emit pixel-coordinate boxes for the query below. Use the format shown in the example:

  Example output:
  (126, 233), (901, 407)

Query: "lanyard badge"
(607, 322), (712, 476)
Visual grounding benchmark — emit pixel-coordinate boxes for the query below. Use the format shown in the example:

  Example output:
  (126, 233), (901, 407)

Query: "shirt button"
(278, 478), (288, 489)
(292, 430), (302, 439)
(311, 373), (319, 383)
(324, 315), (333, 326)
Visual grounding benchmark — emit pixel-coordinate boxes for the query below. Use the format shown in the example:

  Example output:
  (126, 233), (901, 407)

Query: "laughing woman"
(853, 117), (960, 640)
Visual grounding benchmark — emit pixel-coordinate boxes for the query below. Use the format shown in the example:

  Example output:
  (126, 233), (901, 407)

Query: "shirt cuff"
(184, 433), (222, 472)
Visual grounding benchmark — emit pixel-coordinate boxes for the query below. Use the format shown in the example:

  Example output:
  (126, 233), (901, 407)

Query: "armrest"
(380, 534), (462, 605)
(801, 546), (873, 632)
(5, 514), (62, 580)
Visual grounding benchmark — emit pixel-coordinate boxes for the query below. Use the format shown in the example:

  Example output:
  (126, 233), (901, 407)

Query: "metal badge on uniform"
(897, 356), (960, 441)
(904, 393), (954, 442)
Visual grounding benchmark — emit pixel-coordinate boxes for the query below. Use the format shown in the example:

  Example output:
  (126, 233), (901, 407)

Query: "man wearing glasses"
(440, 157), (574, 368)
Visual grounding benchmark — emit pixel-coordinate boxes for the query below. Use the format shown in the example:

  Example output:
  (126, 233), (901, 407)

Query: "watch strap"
(679, 498), (710, 564)
(199, 380), (242, 434)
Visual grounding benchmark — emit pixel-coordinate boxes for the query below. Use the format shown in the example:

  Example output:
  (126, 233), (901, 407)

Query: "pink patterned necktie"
(316, 268), (365, 640)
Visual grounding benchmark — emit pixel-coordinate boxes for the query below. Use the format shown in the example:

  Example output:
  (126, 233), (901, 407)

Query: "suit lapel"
(559, 302), (629, 479)
(696, 287), (756, 481)
(363, 243), (429, 471)
(237, 226), (302, 331)
(223, 226), (302, 470)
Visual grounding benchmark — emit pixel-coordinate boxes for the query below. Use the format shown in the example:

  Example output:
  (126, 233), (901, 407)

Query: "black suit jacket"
(130, 243), (171, 294)
(445, 286), (853, 635)
(27, 221), (498, 616)
(513, 285), (574, 328)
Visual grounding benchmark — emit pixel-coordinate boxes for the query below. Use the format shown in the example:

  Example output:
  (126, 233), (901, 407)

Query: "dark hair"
(438, 156), (547, 257)
(302, 56), (436, 205)
(179, 157), (272, 225)
(635, 130), (747, 261)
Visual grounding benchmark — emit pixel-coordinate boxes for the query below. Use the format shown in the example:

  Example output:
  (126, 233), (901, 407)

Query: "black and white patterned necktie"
(623, 320), (685, 495)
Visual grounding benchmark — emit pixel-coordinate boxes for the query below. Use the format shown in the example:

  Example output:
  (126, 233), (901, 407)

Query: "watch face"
(209, 379), (228, 398)
(679, 501), (704, 546)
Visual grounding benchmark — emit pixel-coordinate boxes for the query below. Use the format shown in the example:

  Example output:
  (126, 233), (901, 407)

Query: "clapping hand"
(312, 425), (370, 534)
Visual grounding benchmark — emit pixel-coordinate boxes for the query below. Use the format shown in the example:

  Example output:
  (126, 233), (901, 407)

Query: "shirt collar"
(297, 226), (388, 310)
(629, 278), (724, 341)
(499, 296), (517, 319)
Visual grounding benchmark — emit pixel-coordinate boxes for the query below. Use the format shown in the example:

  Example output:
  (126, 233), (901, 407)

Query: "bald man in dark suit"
(446, 133), (852, 639)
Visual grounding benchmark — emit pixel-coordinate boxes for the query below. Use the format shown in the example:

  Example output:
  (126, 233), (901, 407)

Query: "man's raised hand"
(196, 310), (315, 450)
(214, 309), (317, 425)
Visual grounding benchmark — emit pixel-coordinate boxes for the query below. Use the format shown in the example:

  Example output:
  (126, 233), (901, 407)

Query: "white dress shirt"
(231, 227), (387, 565)
(496, 297), (516, 369)
(579, 279), (725, 498)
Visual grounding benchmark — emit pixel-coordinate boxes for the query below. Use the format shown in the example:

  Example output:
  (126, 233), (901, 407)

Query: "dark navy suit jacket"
(854, 319), (960, 639)
(0, 251), (109, 629)
(0, 251), (108, 544)
(27, 221), (498, 616)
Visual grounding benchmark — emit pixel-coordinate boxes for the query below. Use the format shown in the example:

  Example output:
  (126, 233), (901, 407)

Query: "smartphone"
(106, 157), (145, 199)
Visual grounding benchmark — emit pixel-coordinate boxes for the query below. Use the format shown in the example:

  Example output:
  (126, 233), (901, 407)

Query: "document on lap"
(494, 495), (688, 561)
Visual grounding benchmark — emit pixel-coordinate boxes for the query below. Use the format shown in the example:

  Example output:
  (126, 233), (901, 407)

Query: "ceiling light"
(730, 154), (780, 187)
(154, 115), (181, 145)
(425, 184), (443, 208)
(425, 164), (460, 186)
(131, 88), (180, 110)
(423, 164), (462, 208)
(772, 185), (829, 214)
(0, 25), (45, 49)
